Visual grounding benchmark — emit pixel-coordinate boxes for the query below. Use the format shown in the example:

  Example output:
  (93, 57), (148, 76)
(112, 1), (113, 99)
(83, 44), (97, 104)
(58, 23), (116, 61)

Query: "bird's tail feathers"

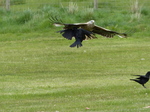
(70, 41), (82, 48)
(130, 79), (141, 84)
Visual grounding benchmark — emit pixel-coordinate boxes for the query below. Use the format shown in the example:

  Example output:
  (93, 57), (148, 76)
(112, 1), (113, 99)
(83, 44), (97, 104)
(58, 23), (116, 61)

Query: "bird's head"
(87, 20), (95, 25)
(146, 71), (150, 78)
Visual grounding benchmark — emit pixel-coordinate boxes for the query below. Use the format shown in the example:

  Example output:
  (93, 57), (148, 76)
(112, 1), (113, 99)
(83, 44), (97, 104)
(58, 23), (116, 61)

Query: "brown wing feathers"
(92, 25), (127, 38)
(92, 26), (117, 38)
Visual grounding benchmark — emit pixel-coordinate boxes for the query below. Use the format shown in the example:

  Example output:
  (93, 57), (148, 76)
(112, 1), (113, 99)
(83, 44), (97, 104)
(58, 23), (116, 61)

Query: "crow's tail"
(70, 41), (82, 48)
(130, 79), (140, 84)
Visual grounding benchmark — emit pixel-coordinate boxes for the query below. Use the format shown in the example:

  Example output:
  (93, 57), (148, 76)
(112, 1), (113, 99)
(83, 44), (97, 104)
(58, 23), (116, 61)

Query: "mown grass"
(0, 34), (150, 111)
(0, 0), (150, 111)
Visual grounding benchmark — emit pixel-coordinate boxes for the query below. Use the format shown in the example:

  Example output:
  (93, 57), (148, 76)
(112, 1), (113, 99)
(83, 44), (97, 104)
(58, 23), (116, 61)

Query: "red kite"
(50, 17), (127, 38)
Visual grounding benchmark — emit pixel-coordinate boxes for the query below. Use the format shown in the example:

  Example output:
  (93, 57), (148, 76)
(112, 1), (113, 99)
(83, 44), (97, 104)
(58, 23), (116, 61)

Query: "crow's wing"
(133, 75), (147, 79)
(57, 29), (74, 40)
(130, 79), (141, 84)
(135, 77), (149, 84)
(92, 25), (127, 38)
(78, 28), (97, 40)
(69, 28), (96, 48)
(133, 72), (150, 78)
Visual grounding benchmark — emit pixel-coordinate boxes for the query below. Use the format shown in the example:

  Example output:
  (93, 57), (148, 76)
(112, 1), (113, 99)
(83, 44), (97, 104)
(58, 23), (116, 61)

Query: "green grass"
(0, 0), (149, 35)
(0, 33), (150, 111)
(0, 0), (150, 111)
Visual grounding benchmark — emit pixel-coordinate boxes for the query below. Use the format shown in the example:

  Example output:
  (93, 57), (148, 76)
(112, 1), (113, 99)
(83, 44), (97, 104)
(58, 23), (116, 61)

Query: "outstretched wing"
(133, 75), (144, 77)
(133, 72), (150, 78)
(62, 23), (88, 30)
(49, 16), (88, 29)
(92, 25), (127, 38)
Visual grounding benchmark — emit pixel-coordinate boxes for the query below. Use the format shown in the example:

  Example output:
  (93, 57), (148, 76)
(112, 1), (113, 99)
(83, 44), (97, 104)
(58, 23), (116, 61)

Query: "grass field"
(0, 0), (150, 112)
(0, 34), (150, 112)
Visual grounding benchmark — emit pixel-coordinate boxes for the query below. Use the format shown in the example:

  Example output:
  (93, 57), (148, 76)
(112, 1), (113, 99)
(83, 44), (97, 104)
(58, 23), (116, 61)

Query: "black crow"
(130, 71), (150, 88)
(57, 28), (96, 48)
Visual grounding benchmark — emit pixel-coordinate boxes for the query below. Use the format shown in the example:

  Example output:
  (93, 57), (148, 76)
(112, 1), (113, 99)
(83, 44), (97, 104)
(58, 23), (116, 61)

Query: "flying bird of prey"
(50, 16), (127, 38)
(57, 28), (96, 48)
(130, 71), (150, 88)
